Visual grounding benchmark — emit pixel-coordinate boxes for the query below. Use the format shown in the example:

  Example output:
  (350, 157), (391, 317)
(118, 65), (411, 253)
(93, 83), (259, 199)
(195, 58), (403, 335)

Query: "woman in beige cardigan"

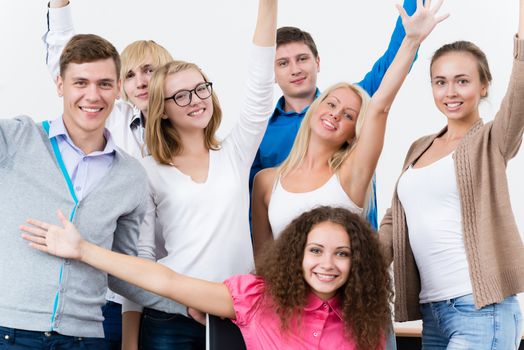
(379, 1), (524, 348)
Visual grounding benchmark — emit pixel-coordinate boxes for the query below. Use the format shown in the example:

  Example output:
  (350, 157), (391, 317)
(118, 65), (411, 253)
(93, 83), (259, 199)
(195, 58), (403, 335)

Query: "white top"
(397, 153), (472, 303)
(123, 44), (275, 313)
(268, 174), (363, 239)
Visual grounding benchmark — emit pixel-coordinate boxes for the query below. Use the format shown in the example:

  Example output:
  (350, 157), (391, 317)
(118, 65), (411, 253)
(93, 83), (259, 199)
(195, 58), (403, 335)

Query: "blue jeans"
(0, 327), (107, 350)
(420, 294), (523, 350)
(101, 301), (122, 350)
(139, 308), (205, 350)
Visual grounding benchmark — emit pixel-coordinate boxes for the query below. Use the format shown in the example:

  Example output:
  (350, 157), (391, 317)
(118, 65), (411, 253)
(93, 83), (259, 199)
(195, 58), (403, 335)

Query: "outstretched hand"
(20, 209), (83, 260)
(397, 0), (449, 44)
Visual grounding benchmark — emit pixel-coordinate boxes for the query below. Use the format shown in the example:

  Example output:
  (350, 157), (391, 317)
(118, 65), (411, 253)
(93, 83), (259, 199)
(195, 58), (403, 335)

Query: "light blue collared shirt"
(48, 117), (116, 201)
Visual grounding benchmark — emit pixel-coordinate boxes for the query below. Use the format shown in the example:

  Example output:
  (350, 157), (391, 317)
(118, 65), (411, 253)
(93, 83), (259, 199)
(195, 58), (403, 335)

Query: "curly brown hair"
(256, 206), (392, 349)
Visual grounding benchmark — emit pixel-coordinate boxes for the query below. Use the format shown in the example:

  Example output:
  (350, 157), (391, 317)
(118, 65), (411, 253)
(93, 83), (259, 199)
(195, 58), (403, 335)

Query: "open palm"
(398, 0), (449, 44)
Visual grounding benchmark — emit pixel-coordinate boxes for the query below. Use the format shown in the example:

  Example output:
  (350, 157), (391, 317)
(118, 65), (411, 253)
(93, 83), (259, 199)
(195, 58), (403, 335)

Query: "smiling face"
(275, 41), (320, 103)
(302, 221), (351, 300)
(57, 58), (120, 140)
(123, 57), (154, 113)
(163, 68), (213, 133)
(310, 87), (362, 146)
(431, 51), (487, 124)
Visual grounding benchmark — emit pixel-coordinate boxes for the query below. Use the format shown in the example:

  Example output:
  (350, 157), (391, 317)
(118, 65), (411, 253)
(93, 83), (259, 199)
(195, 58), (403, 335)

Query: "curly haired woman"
(22, 206), (392, 350)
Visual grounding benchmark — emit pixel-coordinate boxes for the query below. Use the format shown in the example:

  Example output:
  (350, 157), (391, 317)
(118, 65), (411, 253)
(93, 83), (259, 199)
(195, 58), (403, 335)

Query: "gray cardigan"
(0, 116), (153, 337)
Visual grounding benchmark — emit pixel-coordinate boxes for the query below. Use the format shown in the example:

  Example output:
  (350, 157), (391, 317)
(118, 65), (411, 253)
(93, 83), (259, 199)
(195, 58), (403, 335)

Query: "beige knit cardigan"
(379, 37), (524, 322)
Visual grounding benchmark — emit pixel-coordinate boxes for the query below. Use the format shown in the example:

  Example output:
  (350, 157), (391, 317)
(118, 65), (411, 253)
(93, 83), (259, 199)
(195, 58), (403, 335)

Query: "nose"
(319, 253), (335, 270)
(84, 84), (101, 102)
(289, 61), (301, 76)
(446, 82), (457, 97)
(136, 72), (148, 89)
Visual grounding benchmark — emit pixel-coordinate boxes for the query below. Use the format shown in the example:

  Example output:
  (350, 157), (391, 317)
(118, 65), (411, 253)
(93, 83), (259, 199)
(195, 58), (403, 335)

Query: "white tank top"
(397, 153), (472, 303)
(268, 174), (363, 239)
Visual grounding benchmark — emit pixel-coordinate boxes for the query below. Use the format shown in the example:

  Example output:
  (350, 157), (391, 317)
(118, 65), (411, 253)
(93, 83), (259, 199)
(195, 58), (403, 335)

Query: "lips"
(320, 118), (337, 131)
(135, 92), (148, 99)
(314, 272), (338, 282)
(188, 108), (205, 117)
(290, 76), (306, 85)
(444, 102), (463, 110)
(80, 106), (103, 113)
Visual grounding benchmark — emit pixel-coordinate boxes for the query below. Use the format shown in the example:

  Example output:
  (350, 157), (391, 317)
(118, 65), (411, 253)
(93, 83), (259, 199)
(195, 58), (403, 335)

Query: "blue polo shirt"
(249, 0), (419, 230)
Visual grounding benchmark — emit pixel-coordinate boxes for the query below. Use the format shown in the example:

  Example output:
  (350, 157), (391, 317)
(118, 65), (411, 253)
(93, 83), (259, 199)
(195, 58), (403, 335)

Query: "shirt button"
(3, 335), (9, 340)
(322, 303), (328, 309)
(313, 331), (319, 337)
(44, 331), (52, 337)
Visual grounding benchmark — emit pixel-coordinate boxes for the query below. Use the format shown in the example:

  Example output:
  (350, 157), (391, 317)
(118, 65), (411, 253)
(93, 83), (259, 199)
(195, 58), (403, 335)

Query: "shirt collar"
(129, 106), (145, 129)
(272, 88), (321, 119)
(48, 116), (117, 156)
(304, 292), (343, 321)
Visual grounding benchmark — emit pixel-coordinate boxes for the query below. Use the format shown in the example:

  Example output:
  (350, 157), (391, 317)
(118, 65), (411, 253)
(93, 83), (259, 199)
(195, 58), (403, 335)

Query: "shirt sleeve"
(226, 44), (275, 167)
(491, 37), (524, 160)
(224, 274), (266, 327)
(355, 0), (417, 96)
(42, 3), (75, 79)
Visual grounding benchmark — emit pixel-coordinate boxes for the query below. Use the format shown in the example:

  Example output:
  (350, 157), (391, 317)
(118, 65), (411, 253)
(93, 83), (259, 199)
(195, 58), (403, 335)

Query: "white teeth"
(321, 119), (336, 130)
(315, 273), (336, 281)
(81, 107), (102, 113)
(446, 102), (462, 108)
(188, 109), (204, 117)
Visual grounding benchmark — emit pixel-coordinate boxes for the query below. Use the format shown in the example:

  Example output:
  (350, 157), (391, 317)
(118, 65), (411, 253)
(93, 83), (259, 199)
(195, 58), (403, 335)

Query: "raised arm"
(340, 0), (448, 206)
(356, 0), (419, 96)
(21, 210), (236, 319)
(44, 0), (74, 80)
(521, 0), (524, 38)
(491, 0), (524, 159)
(253, 0), (277, 47)
(228, 0), (276, 165)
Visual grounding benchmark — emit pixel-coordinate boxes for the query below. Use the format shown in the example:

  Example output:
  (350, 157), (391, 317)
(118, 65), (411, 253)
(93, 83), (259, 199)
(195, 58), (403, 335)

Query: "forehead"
(63, 58), (118, 81)
(326, 87), (361, 108)
(124, 54), (154, 73)
(431, 52), (480, 78)
(307, 221), (350, 246)
(164, 68), (205, 92)
(276, 41), (314, 59)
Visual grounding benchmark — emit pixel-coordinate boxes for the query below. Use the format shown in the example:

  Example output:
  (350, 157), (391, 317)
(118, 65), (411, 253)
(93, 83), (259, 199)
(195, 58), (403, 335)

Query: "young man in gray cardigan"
(0, 34), (153, 349)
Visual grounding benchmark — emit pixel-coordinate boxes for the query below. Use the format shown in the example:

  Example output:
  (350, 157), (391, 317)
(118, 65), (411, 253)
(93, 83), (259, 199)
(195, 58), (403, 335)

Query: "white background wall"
(1, 0), (522, 330)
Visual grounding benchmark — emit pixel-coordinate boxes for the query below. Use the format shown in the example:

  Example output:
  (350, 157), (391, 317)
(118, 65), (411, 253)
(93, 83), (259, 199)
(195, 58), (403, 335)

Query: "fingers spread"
(20, 224), (47, 238)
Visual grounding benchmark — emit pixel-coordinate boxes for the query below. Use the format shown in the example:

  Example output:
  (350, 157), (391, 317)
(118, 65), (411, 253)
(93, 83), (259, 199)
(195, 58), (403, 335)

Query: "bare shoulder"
(253, 167), (278, 200)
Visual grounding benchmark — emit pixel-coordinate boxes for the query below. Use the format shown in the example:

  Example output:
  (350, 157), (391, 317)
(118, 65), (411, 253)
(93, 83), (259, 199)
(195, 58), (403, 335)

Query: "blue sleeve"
(355, 0), (418, 97)
(366, 176), (378, 231)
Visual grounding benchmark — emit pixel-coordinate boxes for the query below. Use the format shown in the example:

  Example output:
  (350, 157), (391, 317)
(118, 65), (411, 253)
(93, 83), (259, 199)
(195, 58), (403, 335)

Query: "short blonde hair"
(277, 82), (374, 215)
(146, 61), (222, 165)
(120, 40), (173, 101)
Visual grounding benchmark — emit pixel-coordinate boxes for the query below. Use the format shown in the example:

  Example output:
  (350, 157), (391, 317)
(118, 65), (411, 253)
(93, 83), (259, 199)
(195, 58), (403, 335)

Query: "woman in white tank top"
(251, 2), (448, 260)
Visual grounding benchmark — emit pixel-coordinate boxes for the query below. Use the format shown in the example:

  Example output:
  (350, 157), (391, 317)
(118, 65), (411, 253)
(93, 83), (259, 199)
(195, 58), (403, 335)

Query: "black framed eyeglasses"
(164, 82), (213, 107)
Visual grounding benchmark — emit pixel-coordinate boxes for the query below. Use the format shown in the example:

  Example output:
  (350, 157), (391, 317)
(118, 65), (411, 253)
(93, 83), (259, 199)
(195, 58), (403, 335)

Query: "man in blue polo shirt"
(250, 0), (419, 230)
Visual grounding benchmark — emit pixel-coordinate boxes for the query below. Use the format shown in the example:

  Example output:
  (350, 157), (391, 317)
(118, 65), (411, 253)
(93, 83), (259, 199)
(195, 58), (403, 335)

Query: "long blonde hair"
(120, 40), (173, 101)
(277, 82), (375, 215)
(145, 61), (222, 165)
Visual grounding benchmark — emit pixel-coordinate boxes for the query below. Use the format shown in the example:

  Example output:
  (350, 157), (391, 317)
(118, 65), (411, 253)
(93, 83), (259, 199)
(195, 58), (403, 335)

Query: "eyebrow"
(171, 81), (207, 95)
(71, 77), (116, 83)
(275, 53), (311, 61)
(306, 242), (350, 249)
(432, 74), (471, 80)
(327, 95), (359, 114)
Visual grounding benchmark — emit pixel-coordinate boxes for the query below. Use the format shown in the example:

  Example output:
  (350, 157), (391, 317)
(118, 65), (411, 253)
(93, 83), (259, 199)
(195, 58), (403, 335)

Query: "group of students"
(0, 0), (523, 349)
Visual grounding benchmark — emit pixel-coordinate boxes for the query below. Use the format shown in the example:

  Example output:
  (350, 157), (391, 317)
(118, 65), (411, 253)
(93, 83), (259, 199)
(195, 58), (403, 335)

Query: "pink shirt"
(225, 274), (358, 350)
